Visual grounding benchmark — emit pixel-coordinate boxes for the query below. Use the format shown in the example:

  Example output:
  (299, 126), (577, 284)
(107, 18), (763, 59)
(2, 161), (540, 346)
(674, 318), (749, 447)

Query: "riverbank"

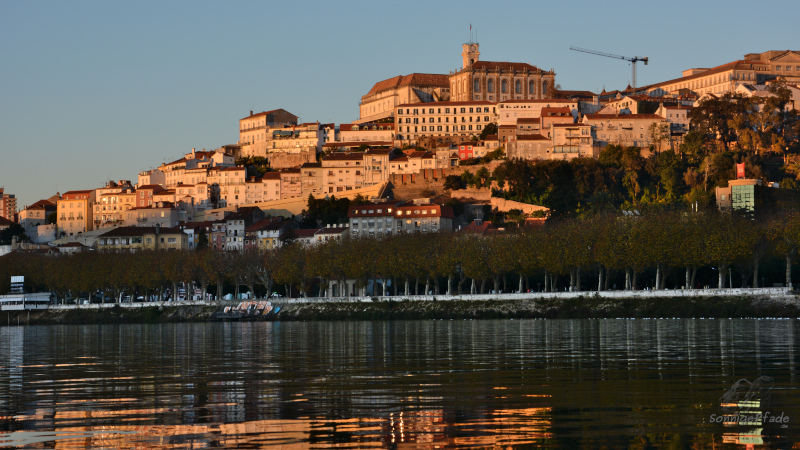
(3, 289), (800, 325)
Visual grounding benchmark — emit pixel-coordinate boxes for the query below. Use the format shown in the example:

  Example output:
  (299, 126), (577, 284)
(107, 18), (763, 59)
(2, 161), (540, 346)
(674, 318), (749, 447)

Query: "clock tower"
(462, 42), (480, 69)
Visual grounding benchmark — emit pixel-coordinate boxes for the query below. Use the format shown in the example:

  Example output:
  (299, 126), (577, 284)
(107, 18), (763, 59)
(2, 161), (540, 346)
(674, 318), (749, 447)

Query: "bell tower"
(462, 42), (480, 69)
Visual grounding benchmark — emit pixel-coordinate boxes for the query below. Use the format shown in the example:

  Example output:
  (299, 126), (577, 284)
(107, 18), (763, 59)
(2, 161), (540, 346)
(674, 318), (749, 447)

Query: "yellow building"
(449, 42), (556, 103)
(57, 190), (96, 237)
(95, 226), (189, 251)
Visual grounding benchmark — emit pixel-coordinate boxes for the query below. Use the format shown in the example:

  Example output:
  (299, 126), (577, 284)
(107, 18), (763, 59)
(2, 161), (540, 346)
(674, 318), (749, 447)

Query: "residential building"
(179, 221), (214, 251)
(497, 99), (578, 125)
(279, 169), (302, 200)
(245, 217), (291, 251)
(506, 134), (552, 160)
(224, 207), (264, 251)
(348, 200), (454, 236)
(449, 42), (556, 103)
(300, 162), (324, 198)
(318, 150), (392, 195)
(57, 190), (96, 237)
(582, 114), (668, 148)
(339, 123), (396, 142)
(395, 101), (497, 144)
(358, 73), (450, 123)
(540, 107), (576, 137)
(550, 123), (595, 159)
(18, 200), (56, 243)
(124, 201), (185, 228)
(0, 188), (17, 221)
(238, 109), (299, 146)
(516, 118), (542, 135)
(95, 226), (189, 251)
(644, 50), (800, 97)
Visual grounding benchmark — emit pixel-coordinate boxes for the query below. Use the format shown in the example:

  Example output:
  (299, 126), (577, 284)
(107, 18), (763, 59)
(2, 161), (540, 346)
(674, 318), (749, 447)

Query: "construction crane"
(569, 46), (649, 91)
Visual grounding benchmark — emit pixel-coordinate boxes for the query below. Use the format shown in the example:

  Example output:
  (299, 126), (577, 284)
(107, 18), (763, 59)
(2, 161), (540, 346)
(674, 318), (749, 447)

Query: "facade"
(506, 134), (551, 160)
(279, 169), (302, 200)
(317, 150), (392, 195)
(449, 42), (556, 103)
(238, 109), (299, 145)
(348, 200), (454, 237)
(0, 188), (17, 221)
(57, 190), (96, 237)
(124, 202), (185, 228)
(550, 124), (595, 159)
(497, 99), (578, 126)
(582, 114), (668, 148)
(644, 50), (800, 97)
(338, 123), (396, 142)
(245, 218), (291, 251)
(394, 101), (497, 144)
(95, 226), (189, 251)
(19, 200), (56, 243)
(716, 178), (800, 218)
(224, 207), (265, 251)
(358, 73), (450, 123)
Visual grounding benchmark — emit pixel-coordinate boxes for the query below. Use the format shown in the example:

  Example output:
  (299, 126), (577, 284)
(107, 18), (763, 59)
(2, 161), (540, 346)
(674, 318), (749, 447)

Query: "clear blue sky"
(1, 0), (797, 208)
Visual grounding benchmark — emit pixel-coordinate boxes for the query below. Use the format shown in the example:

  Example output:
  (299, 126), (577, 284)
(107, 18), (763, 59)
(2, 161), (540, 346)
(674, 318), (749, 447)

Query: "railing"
(137, 217), (148, 222)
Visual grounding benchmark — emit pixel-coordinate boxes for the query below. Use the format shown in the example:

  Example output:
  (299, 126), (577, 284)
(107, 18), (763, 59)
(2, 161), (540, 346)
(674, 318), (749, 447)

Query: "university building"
(449, 42), (556, 103)
(394, 101), (497, 144)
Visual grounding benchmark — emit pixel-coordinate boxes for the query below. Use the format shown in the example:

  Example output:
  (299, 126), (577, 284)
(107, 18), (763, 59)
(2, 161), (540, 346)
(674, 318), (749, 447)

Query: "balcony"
(137, 217), (148, 223)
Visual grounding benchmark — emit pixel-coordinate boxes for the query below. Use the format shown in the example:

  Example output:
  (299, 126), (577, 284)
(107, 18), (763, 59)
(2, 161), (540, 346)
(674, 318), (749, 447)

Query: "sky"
(1, 0), (798, 208)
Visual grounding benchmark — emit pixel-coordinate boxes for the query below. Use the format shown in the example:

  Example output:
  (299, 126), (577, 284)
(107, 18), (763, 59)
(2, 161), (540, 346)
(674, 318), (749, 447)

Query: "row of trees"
(3, 212), (800, 302)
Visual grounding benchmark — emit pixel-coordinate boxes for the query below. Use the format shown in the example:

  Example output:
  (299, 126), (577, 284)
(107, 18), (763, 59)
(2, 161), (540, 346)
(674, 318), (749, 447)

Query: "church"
(449, 42), (557, 102)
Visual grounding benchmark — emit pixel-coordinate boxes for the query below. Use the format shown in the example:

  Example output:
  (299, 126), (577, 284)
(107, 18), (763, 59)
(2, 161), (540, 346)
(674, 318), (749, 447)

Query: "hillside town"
(2, 44), (800, 258)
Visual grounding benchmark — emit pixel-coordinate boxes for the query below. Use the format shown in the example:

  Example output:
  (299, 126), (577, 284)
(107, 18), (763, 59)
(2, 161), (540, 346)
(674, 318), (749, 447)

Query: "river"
(1, 319), (798, 448)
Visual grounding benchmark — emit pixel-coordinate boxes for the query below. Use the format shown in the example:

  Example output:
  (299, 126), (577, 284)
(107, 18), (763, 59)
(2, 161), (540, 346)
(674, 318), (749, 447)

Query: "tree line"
(2, 211), (800, 302)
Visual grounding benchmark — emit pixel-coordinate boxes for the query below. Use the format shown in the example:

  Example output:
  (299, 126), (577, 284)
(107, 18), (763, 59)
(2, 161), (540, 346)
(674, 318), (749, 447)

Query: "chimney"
(250, 110), (253, 116)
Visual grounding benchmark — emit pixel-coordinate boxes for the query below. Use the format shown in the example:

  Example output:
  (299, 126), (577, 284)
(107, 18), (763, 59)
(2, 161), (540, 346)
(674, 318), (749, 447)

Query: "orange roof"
(517, 118), (541, 124)
(516, 134), (550, 141)
(399, 100), (494, 108)
(585, 113), (664, 120)
(366, 73), (449, 96)
(470, 61), (544, 73)
(644, 60), (769, 91)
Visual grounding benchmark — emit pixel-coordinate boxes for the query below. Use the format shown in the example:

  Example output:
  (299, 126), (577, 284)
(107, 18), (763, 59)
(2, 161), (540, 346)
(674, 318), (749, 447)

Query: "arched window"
(488, 79), (494, 93)
(542, 80), (549, 96)
(501, 79), (508, 93)
(515, 80), (521, 94)
(529, 80), (536, 95)
(474, 78), (480, 93)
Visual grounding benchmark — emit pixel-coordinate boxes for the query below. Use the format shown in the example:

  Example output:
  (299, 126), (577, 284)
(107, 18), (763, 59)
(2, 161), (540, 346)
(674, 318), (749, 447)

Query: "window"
(529, 80), (536, 95)
(515, 80), (521, 94)
(488, 79), (494, 93)
(474, 78), (480, 92)
(398, 109), (403, 115)
(460, 108), (466, 113)
(542, 80), (549, 96)
(502, 79), (508, 93)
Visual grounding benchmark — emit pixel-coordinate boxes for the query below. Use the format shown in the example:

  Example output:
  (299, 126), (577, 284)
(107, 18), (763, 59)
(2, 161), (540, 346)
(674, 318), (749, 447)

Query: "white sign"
(11, 276), (24, 283)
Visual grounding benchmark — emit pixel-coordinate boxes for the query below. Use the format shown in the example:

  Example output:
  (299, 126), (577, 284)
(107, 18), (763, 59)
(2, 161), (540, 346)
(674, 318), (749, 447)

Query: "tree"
(648, 122), (669, 153)
(479, 123), (498, 140)
(196, 229), (209, 251)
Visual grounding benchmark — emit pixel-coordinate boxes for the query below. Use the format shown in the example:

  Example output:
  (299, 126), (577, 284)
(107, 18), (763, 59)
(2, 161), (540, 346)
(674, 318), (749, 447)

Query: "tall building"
(0, 188), (17, 221)
(449, 42), (557, 103)
(57, 190), (96, 237)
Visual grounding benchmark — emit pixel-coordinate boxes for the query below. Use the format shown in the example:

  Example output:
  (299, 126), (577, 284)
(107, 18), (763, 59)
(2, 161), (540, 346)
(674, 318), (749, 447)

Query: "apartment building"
(497, 99), (578, 125)
(57, 190), (96, 237)
(0, 188), (17, 221)
(95, 226), (189, 251)
(348, 200), (454, 237)
(582, 114), (667, 148)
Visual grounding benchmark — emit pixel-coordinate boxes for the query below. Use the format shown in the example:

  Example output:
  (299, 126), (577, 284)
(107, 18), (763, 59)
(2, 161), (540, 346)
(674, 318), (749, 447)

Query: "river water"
(0, 319), (798, 448)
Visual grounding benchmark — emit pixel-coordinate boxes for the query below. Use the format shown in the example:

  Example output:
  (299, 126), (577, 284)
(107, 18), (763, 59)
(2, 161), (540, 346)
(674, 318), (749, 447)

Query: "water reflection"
(1, 407), (552, 448)
(0, 319), (799, 448)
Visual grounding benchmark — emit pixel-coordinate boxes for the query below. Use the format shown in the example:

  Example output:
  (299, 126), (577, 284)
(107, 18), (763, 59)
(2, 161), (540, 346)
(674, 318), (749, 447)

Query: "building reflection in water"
(1, 404), (553, 449)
